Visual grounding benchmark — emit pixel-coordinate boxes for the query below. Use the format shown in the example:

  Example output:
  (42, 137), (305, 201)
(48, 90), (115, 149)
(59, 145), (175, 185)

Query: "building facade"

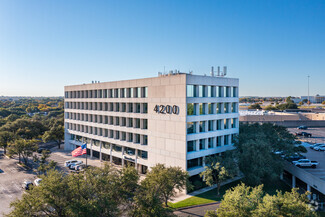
(64, 73), (239, 176)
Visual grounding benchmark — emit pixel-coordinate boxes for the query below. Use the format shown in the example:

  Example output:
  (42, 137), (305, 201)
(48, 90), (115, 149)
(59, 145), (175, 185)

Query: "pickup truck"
(295, 132), (312, 137)
(292, 159), (319, 168)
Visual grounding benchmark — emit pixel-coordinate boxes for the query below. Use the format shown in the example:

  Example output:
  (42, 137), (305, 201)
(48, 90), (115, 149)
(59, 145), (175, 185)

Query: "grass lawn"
(169, 179), (291, 209)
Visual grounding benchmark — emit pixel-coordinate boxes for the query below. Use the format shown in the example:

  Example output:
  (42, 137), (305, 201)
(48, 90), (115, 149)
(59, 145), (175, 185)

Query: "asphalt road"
(288, 127), (325, 144)
(174, 203), (220, 217)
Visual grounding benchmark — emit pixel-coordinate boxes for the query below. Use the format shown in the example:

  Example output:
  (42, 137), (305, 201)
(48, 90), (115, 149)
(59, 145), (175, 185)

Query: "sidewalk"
(172, 176), (243, 203)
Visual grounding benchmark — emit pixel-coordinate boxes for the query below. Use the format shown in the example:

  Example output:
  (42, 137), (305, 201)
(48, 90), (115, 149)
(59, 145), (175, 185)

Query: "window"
(199, 103), (205, 115)
(187, 141), (196, 152)
(186, 85), (195, 97)
(208, 103), (213, 114)
(216, 103), (222, 114)
(128, 103), (133, 113)
(103, 142), (110, 149)
(142, 103), (148, 113)
(187, 122), (196, 134)
(120, 88), (125, 98)
(113, 144), (122, 152)
(135, 103), (141, 113)
(224, 135), (229, 146)
(137, 87), (141, 98)
(217, 120), (222, 130)
(142, 119), (148, 129)
(233, 87), (238, 97)
(135, 134), (140, 143)
(187, 157), (203, 169)
(121, 103), (126, 112)
(142, 135), (148, 145)
(224, 103), (230, 113)
(128, 118), (133, 127)
(208, 120), (213, 131)
(232, 103), (237, 113)
(199, 139), (205, 150)
(135, 118), (141, 128)
(125, 147), (135, 156)
(138, 150), (148, 159)
(143, 87), (148, 98)
(218, 86), (223, 97)
(217, 136), (222, 147)
(198, 85), (203, 97)
(187, 103), (195, 115)
(128, 133), (133, 142)
(199, 121), (205, 132)
(208, 138), (213, 148)
(232, 118), (237, 128)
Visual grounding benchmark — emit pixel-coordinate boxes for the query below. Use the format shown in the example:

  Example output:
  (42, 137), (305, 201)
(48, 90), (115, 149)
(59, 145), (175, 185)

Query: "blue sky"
(0, 0), (324, 97)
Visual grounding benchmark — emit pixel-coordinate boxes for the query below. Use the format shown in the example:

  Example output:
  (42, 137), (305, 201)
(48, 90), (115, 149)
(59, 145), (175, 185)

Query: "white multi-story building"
(64, 73), (239, 178)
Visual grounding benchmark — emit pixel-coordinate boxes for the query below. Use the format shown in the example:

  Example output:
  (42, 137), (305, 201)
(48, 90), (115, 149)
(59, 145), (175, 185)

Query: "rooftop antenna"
(223, 66), (227, 76)
(217, 67), (220, 76)
(211, 66), (214, 76)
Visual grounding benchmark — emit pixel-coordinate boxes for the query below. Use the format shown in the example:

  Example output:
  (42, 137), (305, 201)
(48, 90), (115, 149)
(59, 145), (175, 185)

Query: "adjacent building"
(64, 73), (239, 178)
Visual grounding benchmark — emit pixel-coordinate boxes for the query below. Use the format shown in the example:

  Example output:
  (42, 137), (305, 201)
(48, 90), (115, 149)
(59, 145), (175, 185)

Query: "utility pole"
(307, 75), (310, 106)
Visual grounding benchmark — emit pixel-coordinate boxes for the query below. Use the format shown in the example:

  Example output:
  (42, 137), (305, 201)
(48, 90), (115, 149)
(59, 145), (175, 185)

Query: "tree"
(8, 164), (140, 217)
(42, 120), (64, 148)
(286, 96), (294, 104)
(248, 103), (262, 110)
(0, 131), (15, 155)
(200, 152), (238, 195)
(234, 123), (297, 186)
(322, 101), (325, 105)
(205, 183), (316, 217)
(33, 150), (57, 175)
(298, 101), (304, 106)
(8, 139), (38, 165)
(142, 164), (190, 207)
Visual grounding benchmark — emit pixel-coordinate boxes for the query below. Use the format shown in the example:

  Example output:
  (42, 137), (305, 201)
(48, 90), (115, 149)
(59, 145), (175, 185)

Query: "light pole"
(307, 75), (310, 106)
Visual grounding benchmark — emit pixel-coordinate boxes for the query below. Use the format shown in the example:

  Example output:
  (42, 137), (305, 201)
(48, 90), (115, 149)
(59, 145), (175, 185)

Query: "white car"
(314, 144), (325, 151)
(69, 161), (83, 170)
(75, 163), (86, 171)
(34, 178), (42, 186)
(64, 160), (79, 167)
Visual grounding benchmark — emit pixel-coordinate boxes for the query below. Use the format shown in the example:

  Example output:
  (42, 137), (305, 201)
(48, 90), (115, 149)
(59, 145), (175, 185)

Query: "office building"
(64, 72), (239, 176)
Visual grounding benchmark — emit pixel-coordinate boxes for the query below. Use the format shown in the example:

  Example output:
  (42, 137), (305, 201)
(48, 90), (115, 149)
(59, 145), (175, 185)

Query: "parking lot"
(0, 153), (37, 216)
(0, 145), (117, 216)
(288, 127), (325, 144)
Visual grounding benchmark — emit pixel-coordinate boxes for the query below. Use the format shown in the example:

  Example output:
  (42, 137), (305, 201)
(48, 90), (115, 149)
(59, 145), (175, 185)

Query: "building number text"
(154, 105), (179, 114)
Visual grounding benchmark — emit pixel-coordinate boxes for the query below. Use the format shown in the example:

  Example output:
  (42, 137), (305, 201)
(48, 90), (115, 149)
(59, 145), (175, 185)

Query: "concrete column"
(99, 141), (102, 162)
(135, 149), (138, 169)
(220, 103), (225, 114)
(213, 137), (217, 148)
(122, 147), (125, 167)
(110, 145), (113, 163)
(204, 103), (209, 114)
(205, 138), (208, 149)
(212, 120), (217, 131)
(194, 85), (199, 97)
(194, 103), (199, 115)
(90, 140), (93, 158)
(221, 135), (225, 146)
(221, 118), (225, 130)
(212, 103), (217, 114)
(195, 140), (200, 151)
(195, 122), (200, 134)
(292, 175), (296, 188)
(219, 86), (224, 97)
(204, 120), (208, 132)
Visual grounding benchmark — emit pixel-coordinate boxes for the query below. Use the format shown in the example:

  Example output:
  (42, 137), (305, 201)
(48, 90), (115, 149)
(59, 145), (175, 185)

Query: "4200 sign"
(154, 105), (179, 114)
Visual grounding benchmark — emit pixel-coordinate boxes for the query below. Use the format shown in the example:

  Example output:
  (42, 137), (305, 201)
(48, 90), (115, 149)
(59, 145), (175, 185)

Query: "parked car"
(69, 161), (84, 170)
(34, 178), (42, 186)
(22, 181), (33, 190)
(75, 163), (87, 171)
(310, 143), (324, 150)
(295, 132), (312, 137)
(314, 144), (325, 151)
(285, 153), (306, 162)
(297, 125), (308, 130)
(64, 160), (79, 167)
(292, 159), (319, 168)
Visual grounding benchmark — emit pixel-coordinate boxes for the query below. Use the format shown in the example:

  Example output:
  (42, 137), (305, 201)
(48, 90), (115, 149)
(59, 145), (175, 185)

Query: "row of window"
(68, 123), (148, 145)
(72, 135), (148, 159)
(65, 87), (148, 99)
(187, 134), (235, 152)
(187, 118), (238, 134)
(187, 144), (235, 169)
(65, 102), (148, 114)
(187, 102), (237, 115)
(66, 113), (148, 130)
(187, 85), (238, 98)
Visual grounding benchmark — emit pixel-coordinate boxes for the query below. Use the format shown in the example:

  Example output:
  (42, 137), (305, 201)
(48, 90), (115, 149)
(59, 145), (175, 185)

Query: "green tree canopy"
(8, 139), (38, 165)
(205, 183), (316, 217)
(234, 123), (297, 186)
(248, 103), (262, 110)
(0, 131), (15, 154)
(200, 152), (238, 195)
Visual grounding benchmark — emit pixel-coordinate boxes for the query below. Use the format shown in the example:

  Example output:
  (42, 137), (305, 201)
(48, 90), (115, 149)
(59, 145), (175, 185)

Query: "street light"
(307, 75), (310, 106)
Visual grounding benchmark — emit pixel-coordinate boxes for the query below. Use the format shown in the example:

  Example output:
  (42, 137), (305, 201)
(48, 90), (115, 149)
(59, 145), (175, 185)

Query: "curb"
(174, 202), (220, 211)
